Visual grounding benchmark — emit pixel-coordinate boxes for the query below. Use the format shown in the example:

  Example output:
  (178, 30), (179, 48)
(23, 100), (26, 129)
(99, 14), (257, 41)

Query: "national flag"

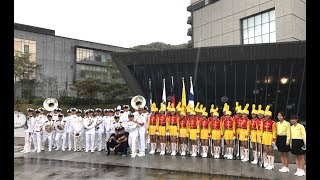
(162, 79), (166, 104)
(181, 77), (187, 108)
(171, 76), (176, 108)
(148, 79), (152, 107)
(188, 76), (195, 110)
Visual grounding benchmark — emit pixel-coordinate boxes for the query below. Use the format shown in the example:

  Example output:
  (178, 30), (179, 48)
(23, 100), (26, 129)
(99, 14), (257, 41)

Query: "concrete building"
(187, 0), (306, 47)
(14, 23), (134, 99)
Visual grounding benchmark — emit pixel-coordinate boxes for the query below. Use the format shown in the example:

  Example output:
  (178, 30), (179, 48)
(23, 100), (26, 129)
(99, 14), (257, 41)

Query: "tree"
(71, 78), (102, 100)
(132, 42), (188, 51)
(14, 51), (38, 102)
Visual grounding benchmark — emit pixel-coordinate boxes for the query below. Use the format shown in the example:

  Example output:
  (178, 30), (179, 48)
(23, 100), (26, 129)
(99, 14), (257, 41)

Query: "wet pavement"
(14, 158), (260, 180)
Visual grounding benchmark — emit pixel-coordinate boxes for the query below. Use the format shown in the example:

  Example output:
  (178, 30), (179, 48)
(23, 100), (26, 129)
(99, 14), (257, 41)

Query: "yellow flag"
(182, 77), (187, 108)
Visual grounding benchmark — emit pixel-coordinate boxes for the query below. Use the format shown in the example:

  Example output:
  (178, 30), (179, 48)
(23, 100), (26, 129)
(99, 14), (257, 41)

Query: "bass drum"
(14, 111), (26, 128)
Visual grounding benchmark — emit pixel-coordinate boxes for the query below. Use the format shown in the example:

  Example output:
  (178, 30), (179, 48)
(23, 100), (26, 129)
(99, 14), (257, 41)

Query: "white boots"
(180, 144), (187, 156)
(191, 145), (198, 157)
(201, 146), (208, 157)
(171, 143), (177, 156)
(213, 146), (220, 158)
(265, 155), (274, 170)
(262, 153), (268, 167)
(226, 148), (233, 159)
(149, 143), (156, 155)
(241, 149), (249, 162)
(251, 151), (258, 164)
(240, 147), (244, 160)
(160, 143), (166, 155)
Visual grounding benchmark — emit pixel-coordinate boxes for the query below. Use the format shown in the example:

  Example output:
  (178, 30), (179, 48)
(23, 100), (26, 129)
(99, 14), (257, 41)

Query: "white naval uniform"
(104, 116), (115, 142)
(54, 119), (66, 150)
(94, 115), (104, 150)
(23, 115), (35, 153)
(62, 115), (70, 150)
(42, 119), (54, 151)
(125, 120), (138, 157)
(83, 116), (97, 151)
(136, 113), (147, 155)
(39, 114), (46, 150)
(33, 115), (43, 153)
(73, 116), (84, 151)
(67, 115), (77, 150)
(51, 114), (59, 148)
(120, 112), (129, 123)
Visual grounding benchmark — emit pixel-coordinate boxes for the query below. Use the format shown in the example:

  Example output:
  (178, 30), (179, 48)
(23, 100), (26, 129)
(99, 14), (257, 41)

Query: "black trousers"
(106, 139), (128, 155)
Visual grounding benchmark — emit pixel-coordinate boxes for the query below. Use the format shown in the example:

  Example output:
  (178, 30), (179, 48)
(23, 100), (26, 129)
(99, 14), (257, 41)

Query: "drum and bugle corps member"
(62, 110), (71, 151)
(261, 105), (277, 170)
(94, 108), (104, 152)
(147, 103), (159, 155)
(42, 114), (54, 152)
(234, 102), (242, 159)
(222, 106), (236, 159)
(54, 114), (66, 151)
(209, 105), (223, 159)
(125, 113), (138, 158)
(290, 115), (306, 177)
(74, 110), (84, 152)
(168, 103), (179, 156)
(33, 109), (42, 153)
(84, 109), (97, 153)
(276, 112), (291, 173)
(179, 106), (188, 156)
(136, 106), (147, 157)
(250, 104), (259, 164)
(256, 105), (265, 166)
(239, 104), (251, 162)
(188, 110), (200, 157)
(199, 108), (210, 158)
(158, 103), (168, 155)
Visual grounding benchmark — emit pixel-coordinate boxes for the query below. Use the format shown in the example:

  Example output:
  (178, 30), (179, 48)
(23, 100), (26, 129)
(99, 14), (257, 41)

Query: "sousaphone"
(131, 95), (146, 110)
(43, 98), (59, 112)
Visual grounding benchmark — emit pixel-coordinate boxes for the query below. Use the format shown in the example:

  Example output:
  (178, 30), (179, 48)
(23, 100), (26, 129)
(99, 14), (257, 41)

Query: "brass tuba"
(43, 98), (58, 112)
(130, 95), (146, 110)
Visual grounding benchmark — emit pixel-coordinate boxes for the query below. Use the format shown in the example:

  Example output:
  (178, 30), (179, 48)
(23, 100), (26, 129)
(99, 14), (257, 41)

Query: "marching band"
(20, 100), (306, 177)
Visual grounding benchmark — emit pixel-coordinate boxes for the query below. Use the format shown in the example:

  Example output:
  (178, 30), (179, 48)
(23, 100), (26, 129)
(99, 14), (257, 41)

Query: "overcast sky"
(14, 0), (191, 48)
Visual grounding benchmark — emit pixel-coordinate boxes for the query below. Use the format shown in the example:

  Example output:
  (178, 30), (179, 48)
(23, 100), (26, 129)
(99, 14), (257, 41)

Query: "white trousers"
(55, 132), (66, 150)
(24, 132), (32, 151)
(73, 133), (83, 151)
(51, 131), (56, 147)
(138, 127), (146, 154)
(42, 132), (53, 150)
(33, 132), (41, 151)
(85, 133), (95, 151)
(128, 134), (138, 153)
(95, 133), (103, 149)
(67, 132), (74, 150)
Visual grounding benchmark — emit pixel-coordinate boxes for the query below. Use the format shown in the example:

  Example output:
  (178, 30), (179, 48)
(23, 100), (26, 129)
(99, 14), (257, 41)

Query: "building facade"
(187, 0), (306, 47)
(14, 23), (134, 99)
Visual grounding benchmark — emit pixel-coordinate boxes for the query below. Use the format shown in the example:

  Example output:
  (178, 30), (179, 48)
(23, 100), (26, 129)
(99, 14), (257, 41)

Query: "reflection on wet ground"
(14, 158), (259, 180)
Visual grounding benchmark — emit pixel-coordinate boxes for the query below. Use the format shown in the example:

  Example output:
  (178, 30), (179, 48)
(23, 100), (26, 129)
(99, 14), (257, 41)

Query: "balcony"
(187, 0), (205, 12)
(187, 16), (193, 25)
(187, 28), (193, 36)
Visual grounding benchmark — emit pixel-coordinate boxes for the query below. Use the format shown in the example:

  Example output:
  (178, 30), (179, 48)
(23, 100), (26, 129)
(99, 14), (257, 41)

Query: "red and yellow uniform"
(234, 115), (242, 138)
(250, 118), (259, 142)
(200, 118), (210, 140)
(239, 117), (250, 141)
(169, 115), (179, 136)
(188, 117), (200, 140)
(223, 117), (236, 140)
(158, 115), (169, 136)
(209, 117), (223, 140)
(261, 119), (277, 146)
(179, 116), (189, 138)
(256, 118), (264, 143)
(148, 114), (159, 135)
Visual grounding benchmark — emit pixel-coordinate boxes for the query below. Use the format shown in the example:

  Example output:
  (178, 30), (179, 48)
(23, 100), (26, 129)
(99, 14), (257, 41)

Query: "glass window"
(262, 23), (269, 34)
(248, 17), (254, 28)
(255, 36), (262, 44)
(255, 15), (261, 25)
(24, 45), (29, 53)
(241, 9), (275, 45)
(255, 25), (261, 36)
(248, 27), (254, 38)
(242, 19), (247, 29)
(269, 10), (275, 21)
(270, 32), (276, 42)
(262, 34), (269, 43)
(270, 21), (276, 32)
(262, 12), (269, 24)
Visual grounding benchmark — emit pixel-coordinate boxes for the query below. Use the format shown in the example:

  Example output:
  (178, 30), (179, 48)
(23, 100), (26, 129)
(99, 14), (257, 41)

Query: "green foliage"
(72, 78), (102, 99)
(32, 97), (45, 105)
(132, 42), (188, 51)
(14, 51), (38, 81)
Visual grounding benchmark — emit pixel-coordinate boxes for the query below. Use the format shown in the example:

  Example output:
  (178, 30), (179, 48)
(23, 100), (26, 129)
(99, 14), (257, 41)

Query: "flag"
(171, 76), (176, 108)
(181, 77), (187, 108)
(188, 76), (194, 110)
(148, 79), (152, 107)
(162, 79), (166, 104)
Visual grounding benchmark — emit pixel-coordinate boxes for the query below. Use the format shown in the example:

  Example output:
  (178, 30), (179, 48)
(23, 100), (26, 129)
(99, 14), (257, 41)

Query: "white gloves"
(155, 132), (158, 135)
(232, 136), (236, 140)
(272, 141), (275, 147)
(166, 132), (170, 136)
